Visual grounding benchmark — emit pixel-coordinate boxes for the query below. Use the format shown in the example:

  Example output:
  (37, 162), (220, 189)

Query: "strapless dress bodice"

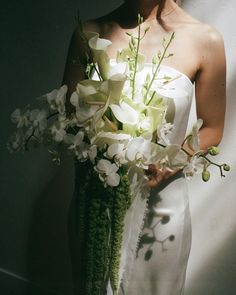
(110, 60), (194, 145)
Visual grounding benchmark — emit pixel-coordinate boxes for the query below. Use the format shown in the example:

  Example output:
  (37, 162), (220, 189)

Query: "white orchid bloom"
(99, 73), (127, 104)
(137, 116), (151, 133)
(50, 115), (68, 142)
(64, 130), (97, 163)
(45, 85), (67, 114)
(187, 119), (203, 151)
(51, 124), (66, 142)
(183, 153), (208, 179)
(157, 122), (173, 145)
(29, 109), (48, 132)
(116, 48), (146, 71)
(70, 91), (79, 107)
(7, 131), (26, 152)
(74, 75), (126, 129)
(88, 35), (112, 80)
(70, 91), (101, 126)
(104, 143), (128, 166)
(91, 131), (132, 148)
(11, 109), (30, 128)
(95, 159), (120, 187)
(126, 136), (161, 169)
(110, 101), (139, 125)
(86, 145), (97, 163)
(146, 105), (167, 133)
(127, 165), (150, 198)
(158, 144), (187, 170)
(76, 143), (97, 163)
(76, 80), (104, 101)
(169, 149), (188, 168)
(64, 130), (84, 149)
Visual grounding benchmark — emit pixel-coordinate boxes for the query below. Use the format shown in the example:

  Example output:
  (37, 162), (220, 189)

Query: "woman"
(63, 0), (226, 294)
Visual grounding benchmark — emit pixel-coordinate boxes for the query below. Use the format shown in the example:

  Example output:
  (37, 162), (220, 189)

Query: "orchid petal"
(110, 102), (139, 125)
(106, 172), (120, 187)
(70, 91), (79, 107)
(188, 118), (203, 151)
(88, 35), (112, 80)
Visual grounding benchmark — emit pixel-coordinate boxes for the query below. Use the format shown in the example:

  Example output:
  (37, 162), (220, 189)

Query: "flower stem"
(47, 111), (59, 120)
(131, 15), (142, 100)
(199, 154), (226, 177)
(145, 32), (175, 100)
(25, 111), (60, 150)
(157, 140), (226, 177)
(146, 91), (156, 106)
(24, 129), (36, 151)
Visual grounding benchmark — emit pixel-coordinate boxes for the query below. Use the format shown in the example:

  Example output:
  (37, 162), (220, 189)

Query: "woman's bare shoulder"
(197, 23), (224, 48)
(177, 9), (226, 72)
(177, 8), (224, 48)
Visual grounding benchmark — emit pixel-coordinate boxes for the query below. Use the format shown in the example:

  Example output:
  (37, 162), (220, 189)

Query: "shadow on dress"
(136, 171), (184, 261)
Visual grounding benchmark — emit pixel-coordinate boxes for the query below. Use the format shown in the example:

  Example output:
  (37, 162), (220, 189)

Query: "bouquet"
(7, 15), (229, 295)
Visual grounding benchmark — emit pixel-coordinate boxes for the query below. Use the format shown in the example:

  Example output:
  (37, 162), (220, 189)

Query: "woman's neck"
(123, 0), (176, 22)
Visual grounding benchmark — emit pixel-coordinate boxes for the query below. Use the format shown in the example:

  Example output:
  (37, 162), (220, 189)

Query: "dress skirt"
(119, 171), (192, 295)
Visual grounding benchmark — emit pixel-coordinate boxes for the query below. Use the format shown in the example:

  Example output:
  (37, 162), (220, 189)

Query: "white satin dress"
(115, 64), (194, 295)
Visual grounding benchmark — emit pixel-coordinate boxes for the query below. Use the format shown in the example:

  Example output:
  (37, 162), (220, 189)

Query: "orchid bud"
(208, 146), (220, 156)
(223, 164), (230, 171)
(202, 170), (210, 182)
(152, 56), (158, 64)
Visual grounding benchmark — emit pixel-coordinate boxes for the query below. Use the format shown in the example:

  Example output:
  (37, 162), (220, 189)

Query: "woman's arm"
(147, 26), (226, 188)
(195, 26), (226, 153)
(62, 21), (100, 114)
(62, 27), (87, 113)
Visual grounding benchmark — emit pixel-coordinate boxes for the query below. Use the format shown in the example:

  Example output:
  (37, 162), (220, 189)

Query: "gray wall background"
(0, 0), (235, 294)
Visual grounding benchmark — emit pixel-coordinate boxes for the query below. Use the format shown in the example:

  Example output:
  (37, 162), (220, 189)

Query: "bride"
(63, 0), (226, 294)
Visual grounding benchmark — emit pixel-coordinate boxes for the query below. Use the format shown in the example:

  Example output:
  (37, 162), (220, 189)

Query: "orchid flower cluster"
(8, 16), (229, 189)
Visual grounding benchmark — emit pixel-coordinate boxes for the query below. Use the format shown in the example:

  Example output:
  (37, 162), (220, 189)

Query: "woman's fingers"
(146, 165), (181, 188)
(147, 172), (163, 188)
(146, 164), (164, 188)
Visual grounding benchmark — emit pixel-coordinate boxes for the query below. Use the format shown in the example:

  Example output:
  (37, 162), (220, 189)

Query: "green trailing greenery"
(110, 174), (131, 294)
(73, 162), (131, 295)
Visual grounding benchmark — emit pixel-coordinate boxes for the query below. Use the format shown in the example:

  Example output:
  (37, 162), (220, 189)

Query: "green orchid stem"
(199, 154), (226, 177)
(131, 15), (142, 100)
(25, 111), (60, 151)
(157, 141), (192, 157)
(157, 141), (226, 178)
(181, 134), (192, 148)
(146, 91), (156, 106)
(180, 145), (225, 176)
(145, 32), (175, 100)
(157, 142), (166, 148)
(47, 111), (59, 120)
(25, 129), (36, 151)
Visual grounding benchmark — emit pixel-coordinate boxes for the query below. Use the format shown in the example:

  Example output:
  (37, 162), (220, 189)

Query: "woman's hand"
(145, 164), (181, 188)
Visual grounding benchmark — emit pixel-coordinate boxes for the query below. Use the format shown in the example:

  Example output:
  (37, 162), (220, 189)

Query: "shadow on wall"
(185, 223), (236, 295)
(26, 153), (75, 295)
